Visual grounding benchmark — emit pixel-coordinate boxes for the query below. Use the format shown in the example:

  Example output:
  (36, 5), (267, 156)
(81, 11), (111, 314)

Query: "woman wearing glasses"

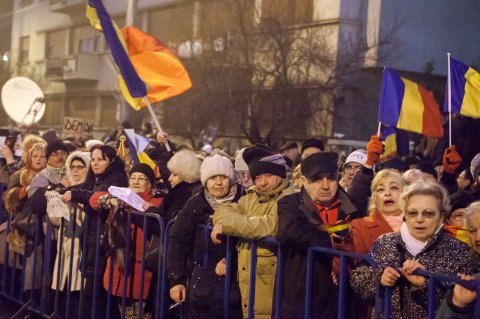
(89, 163), (162, 319)
(168, 150), (243, 319)
(49, 151), (90, 318)
(350, 182), (480, 319)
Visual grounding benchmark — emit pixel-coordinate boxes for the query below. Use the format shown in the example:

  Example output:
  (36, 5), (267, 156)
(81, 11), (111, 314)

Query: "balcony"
(49, 0), (85, 14)
(45, 53), (99, 82)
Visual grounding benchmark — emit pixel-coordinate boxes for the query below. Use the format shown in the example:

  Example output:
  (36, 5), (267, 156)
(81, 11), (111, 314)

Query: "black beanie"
(242, 144), (286, 180)
(130, 163), (155, 185)
(447, 191), (475, 218)
(301, 138), (324, 153)
(46, 139), (69, 159)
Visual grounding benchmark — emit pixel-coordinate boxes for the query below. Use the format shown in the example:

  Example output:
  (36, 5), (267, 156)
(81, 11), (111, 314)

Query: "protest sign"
(63, 116), (94, 135)
(46, 191), (70, 221)
(108, 186), (145, 212)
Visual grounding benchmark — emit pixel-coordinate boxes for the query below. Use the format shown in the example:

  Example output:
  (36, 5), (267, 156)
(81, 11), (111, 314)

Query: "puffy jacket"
(213, 179), (292, 319)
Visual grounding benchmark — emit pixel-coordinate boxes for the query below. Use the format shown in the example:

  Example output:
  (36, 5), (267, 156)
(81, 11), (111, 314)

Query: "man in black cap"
(301, 138), (324, 159)
(275, 152), (359, 319)
(212, 144), (292, 318)
(280, 142), (300, 166)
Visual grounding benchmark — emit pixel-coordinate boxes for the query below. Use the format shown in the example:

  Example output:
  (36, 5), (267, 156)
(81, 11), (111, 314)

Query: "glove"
(365, 135), (384, 167)
(443, 145), (462, 174)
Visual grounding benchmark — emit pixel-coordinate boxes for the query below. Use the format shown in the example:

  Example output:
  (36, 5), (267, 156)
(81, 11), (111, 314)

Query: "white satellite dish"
(1, 77), (46, 125)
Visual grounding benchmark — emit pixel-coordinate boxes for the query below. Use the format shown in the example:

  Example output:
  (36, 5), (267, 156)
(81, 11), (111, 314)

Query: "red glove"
(443, 145), (462, 174)
(365, 135), (384, 167)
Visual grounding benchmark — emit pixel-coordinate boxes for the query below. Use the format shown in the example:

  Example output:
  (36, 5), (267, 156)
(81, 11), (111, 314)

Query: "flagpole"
(447, 52), (452, 147)
(377, 122), (382, 138)
(144, 97), (171, 152)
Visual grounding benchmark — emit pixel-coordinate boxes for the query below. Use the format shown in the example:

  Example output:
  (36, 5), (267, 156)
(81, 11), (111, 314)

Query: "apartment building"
(4, 0), (480, 147)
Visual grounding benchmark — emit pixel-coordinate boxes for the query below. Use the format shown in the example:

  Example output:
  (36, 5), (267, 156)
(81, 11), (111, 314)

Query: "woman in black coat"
(62, 144), (128, 318)
(167, 151), (243, 319)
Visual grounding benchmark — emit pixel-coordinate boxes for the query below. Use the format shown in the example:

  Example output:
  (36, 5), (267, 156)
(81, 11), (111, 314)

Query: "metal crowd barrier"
(381, 268), (480, 319)
(2, 208), (480, 319)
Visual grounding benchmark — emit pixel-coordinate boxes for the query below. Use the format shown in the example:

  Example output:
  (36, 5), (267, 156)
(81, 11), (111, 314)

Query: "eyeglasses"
(70, 165), (86, 171)
(450, 212), (464, 221)
(405, 210), (440, 219)
(51, 150), (67, 158)
(344, 165), (362, 173)
(129, 176), (150, 183)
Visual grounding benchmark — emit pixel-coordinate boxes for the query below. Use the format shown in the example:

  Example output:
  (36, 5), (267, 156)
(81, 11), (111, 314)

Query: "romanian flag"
(123, 129), (158, 172)
(86, 0), (192, 110)
(379, 127), (397, 162)
(378, 68), (444, 138)
(446, 57), (480, 118)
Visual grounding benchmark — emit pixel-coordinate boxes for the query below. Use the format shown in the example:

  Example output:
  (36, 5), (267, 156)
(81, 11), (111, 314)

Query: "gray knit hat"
(200, 150), (235, 186)
(471, 153), (480, 181)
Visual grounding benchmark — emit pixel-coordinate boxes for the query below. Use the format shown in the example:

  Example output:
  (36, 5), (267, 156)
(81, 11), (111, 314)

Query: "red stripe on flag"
(419, 85), (444, 138)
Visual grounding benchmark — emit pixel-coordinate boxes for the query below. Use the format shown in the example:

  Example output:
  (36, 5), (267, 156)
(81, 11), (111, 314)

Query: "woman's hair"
(464, 201), (480, 227)
(402, 169), (425, 185)
(367, 169), (405, 212)
(23, 135), (46, 156)
(399, 181), (450, 214)
(84, 144), (125, 184)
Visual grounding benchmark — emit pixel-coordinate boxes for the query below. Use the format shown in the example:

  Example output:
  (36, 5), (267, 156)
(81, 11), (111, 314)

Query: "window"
(71, 25), (99, 54)
(261, 0), (313, 25)
(46, 29), (67, 58)
(66, 97), (96, 120)
(19, 36), (29, 63)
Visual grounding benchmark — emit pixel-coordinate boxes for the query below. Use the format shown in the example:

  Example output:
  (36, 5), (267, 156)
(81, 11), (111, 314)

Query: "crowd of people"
(1, 125), (480, 319)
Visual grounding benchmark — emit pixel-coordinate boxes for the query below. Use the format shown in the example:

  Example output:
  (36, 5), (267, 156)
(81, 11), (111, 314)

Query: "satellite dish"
(1, 77), (46, 125)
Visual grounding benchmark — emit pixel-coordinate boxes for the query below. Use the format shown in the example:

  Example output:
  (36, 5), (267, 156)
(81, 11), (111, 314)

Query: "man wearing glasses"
(339, 149), (367, 192)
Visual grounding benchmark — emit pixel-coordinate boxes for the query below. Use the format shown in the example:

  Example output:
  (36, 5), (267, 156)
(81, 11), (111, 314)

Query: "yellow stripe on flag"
(397, 78), (424, 134)
(461, 68), (480, 118)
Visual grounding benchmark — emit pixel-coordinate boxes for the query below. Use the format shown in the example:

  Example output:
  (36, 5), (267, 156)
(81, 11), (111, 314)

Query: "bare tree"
(160, 0), (401, 149)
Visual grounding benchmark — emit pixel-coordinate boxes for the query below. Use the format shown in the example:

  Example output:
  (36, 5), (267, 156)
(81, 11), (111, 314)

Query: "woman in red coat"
(90, 163), (162, 319)
(349, 168), (405, 319)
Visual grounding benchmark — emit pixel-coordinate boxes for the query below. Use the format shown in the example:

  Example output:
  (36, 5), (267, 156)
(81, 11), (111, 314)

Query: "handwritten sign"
(46, 191), (70, 221)
(63, 116), (94, 135)
(108, 186), (146, 212)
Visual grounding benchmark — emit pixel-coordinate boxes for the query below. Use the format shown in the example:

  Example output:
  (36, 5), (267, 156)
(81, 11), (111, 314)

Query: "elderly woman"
(167, 150), (243, 319)
(89, 163), (162, 319)
(351, 182), (480, 319)
(49, 151), (90, 318)
(61, 144), (128, 318)
(351, 169), (405, 255)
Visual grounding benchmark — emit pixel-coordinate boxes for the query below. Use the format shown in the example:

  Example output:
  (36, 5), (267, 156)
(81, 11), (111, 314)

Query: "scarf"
(400, 222), (443, 257)
(383, 213), (404, 232)
(205, 184), (238, 210)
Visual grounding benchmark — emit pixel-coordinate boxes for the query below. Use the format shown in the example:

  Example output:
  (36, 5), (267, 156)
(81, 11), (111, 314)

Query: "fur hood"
(167, 150), (202, 183)
(66, 151), (91, 185)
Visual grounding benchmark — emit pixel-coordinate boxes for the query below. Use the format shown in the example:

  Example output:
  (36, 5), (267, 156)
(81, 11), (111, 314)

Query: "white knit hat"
(344, 149), (367, 166)
(201, 151), (235, 186)
(167, 150), (202, 183)
(234, 148), (249, 171)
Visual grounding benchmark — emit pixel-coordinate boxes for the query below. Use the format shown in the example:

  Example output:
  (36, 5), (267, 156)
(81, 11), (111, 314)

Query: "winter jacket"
(275, 189), (335, 319)
(89, 191), (162, 299)
(436, 273), (480, 319)
(70, 163), (128, 275)
(168, 186), (243, 319)
(213, 179), (292, 319)
(351, 230), (480, 319)
(351, 210), (394, 256)
(347, 166), (374, 216)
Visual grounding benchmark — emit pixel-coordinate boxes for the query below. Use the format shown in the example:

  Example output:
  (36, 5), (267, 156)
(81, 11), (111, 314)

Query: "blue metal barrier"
(4, 207), (480, 319)
(380, 268), (480, 319)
